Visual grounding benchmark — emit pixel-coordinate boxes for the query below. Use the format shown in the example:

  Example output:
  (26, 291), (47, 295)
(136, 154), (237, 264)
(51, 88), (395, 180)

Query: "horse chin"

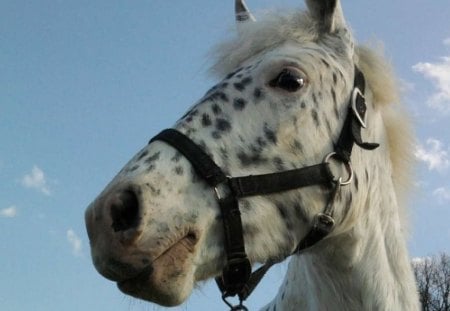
(117, 236), (196, 306)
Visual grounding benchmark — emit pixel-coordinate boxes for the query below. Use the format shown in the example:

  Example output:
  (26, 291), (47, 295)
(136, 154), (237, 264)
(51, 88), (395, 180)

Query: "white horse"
(85, 0), (420, 310)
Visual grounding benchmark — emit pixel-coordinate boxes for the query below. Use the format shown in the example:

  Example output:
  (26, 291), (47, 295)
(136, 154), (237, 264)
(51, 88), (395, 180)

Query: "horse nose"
(85, 188), (151, 281)
(110, 190), (140, 232)
(85, 188), (142, 247)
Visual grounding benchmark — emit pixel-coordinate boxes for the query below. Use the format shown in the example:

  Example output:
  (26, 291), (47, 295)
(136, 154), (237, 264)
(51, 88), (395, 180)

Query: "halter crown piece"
(149, 67), (379, 310)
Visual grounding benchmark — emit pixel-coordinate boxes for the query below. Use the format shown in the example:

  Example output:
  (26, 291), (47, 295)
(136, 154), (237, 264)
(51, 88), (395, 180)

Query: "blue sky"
(1, 1), (449, 310)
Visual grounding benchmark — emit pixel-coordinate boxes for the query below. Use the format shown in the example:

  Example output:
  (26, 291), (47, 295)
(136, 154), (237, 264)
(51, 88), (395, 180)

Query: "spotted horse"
(85, 0), (420, 310)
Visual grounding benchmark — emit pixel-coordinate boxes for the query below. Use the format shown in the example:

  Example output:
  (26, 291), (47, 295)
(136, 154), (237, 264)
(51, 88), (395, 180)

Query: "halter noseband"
(149, 67), (378, 310)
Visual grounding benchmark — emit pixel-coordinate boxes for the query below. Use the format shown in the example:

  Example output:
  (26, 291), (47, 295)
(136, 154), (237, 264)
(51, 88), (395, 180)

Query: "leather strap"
(150, 129), (252, 297)
(334, 67), (379, 162)
(150, 129), (227, 187)
(229, 163), (334, 197)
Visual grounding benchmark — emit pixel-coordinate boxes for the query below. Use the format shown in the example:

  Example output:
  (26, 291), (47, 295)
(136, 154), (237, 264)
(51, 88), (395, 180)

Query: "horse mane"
(209, 9), (415, 214)
(356, 46), (415, 212)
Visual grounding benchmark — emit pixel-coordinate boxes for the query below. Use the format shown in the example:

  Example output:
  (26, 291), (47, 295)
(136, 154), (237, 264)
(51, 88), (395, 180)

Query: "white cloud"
(433, 187), (450, 204)
(0, 206), (18, 218)
(413, 52), (450, 112)
(415, 138), (449, 172)
(21, 165), (51, 195)
(66, 229), (83, 257)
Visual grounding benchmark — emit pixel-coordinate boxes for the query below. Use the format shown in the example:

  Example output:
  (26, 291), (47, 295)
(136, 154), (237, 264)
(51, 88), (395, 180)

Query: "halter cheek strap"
(149, 67), (378, 310)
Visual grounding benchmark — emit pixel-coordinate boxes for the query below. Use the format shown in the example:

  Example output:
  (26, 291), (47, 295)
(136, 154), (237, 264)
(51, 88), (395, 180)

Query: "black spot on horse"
(293, 139), (303, 152)
(225, 67), (244, 80)
(145, 183), (160, 195)
(212, 104), (222, 115)
(263, 124), (277, 144)
(127, 165), (139, 172)
(233, 98), (247, 110)
(256, 137), (267, 148)
(276, 203), (288, 219)
(212, 131), (221, 139)
(180, 107), (198, 120)
(241, 76), (252, 85)
(234, 82), (245, 92)
(273, 157), (285, 171)
(237, 151), (268, 167)
(137, 150), (149, 161)
(174, 166), (184, 176)
(311, 109), (320, 127)
(201, 91), (229, 105)
(205, 82), (229, 96)
(253, 88), (264, 102)
(333, 72), (338, 85)
(201, 113), (212, 127)
(233, 76), (253, 92)
(216, 118), (231, 132)
(312, 92), (318, 105)
(212, 92), (229, 102)
(145, 152), (161, 164)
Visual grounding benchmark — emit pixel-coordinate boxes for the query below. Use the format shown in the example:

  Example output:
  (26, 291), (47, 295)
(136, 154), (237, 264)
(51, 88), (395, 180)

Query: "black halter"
(149, 67), (378, 310)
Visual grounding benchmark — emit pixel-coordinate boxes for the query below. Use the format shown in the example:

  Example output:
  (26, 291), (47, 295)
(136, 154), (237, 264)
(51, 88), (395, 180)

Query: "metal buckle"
(314, 213), (335, 232)
(222, 295), (249, 311)
(214, 179), (232, 201)
(324, 152), (353, 186)
(351, 87), (367, 128)
(221, 257), (252, 291)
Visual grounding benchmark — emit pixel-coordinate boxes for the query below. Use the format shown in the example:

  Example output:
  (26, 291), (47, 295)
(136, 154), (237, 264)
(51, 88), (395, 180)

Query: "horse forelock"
(209, 10), (319, 77)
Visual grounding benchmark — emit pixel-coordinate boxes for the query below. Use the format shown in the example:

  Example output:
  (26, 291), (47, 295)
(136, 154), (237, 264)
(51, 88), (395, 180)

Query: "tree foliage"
(413, 253), (450, 311)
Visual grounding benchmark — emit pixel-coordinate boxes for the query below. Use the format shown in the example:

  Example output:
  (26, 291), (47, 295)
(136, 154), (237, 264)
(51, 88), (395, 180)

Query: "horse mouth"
(117, 264), (154, 291)
(116, 232), (198, 306)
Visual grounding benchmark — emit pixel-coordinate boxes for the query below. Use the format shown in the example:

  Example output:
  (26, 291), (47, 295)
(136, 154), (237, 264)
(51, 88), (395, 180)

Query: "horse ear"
(305, 0), (346, 33)
(235, 0), (256, 23)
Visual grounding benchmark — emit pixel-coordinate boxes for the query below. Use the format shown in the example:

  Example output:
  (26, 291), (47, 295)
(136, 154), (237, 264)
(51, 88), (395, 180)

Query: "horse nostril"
(110, 191), (140, 232)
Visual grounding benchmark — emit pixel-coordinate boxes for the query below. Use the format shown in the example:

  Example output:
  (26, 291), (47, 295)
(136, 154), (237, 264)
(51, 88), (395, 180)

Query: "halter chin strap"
(149, 66), (378, 310)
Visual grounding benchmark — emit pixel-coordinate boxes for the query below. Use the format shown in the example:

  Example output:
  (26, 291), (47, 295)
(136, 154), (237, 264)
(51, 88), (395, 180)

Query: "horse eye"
(269, 68), (306, 92)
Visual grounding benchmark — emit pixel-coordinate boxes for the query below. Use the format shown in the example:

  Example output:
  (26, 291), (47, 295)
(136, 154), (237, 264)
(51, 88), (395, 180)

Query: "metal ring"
(323, 152), (354, 186)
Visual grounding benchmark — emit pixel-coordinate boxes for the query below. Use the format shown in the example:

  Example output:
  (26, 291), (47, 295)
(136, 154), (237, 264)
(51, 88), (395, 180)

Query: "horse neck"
(264, 154), (420, 311)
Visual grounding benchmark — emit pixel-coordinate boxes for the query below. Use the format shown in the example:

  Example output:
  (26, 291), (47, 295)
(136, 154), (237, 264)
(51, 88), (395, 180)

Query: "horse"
(85, 0), (420, 310)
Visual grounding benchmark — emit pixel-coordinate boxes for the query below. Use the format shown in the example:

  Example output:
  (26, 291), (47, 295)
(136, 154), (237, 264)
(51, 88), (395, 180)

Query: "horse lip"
(116, 233), (198, 297)
(117, 265), (154, 289)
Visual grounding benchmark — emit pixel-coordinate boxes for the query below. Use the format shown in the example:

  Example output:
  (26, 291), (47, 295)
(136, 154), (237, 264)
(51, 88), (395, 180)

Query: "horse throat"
(265, 172), (420, 310)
